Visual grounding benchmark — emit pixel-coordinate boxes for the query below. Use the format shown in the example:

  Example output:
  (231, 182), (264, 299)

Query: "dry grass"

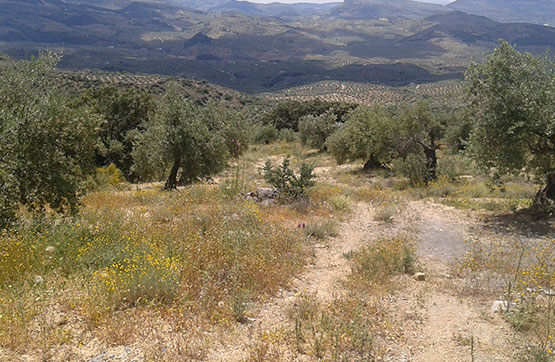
(0, 184), (317, 357)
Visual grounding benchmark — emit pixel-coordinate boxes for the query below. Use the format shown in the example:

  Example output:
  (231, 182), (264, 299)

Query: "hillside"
(0, 0), (553, 93)
(448, 0), (555, 26)
(408, 12), (555, 49)
(330, 0), (448, 20)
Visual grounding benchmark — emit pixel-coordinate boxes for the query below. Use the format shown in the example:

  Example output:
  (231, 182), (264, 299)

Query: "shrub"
(263, 157), (317, 201)
(86, 163), (126, 191)
(393, 154), (428, 186)
(298, 111), (339, 151)
(279, 128), (297, 142)
(304, 219), (339, 240)
(252, 124), (279, 144)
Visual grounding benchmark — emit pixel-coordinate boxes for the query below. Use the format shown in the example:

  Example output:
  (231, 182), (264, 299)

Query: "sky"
(243, 0), (455, 4)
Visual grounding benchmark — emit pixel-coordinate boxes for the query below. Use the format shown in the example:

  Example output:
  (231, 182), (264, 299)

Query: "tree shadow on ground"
(481, 209), (555, 239)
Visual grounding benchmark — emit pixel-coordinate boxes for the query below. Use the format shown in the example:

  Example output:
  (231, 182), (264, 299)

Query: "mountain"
(330, 0), (448, 20)
(408, 12), (555, 49)
(210, 1), (339, 22)
(0, 0), (553, 93)
(448, 0), (555, 26)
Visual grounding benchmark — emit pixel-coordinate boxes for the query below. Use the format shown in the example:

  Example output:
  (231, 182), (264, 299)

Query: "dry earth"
(204, 199), (522, 361)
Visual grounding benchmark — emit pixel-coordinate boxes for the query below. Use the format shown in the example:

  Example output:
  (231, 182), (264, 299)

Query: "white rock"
(45, 246), (56, 253)
(414, 272), (426, 281)
(34, 275), (44, 285)
(491, 300), (516, 313)
(255, 188), (278, 200)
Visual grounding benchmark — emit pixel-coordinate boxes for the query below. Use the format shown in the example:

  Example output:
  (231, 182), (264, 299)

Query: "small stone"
(45, 246), (56, 253)
(34, 275), (44, 285)
(218, 301), (225, 308)
(414, 272), (426, 281)
(260, 199), (275, 207)
(491, 300), (516, 313)
(255, 188), (278, 200)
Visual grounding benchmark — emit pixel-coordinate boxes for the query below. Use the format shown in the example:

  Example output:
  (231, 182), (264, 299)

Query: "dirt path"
(401, 200), (516, 361)
(207, 199), (518, 361)
(206, 202), (378, 361)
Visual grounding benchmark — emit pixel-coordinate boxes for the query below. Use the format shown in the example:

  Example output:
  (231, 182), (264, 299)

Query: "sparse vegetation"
(1, 42), (554, 361)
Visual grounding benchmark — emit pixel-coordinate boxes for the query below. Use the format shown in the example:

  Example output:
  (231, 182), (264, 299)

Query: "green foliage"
(466, 41), (554, 178)
(263, 100), (355, 131)
(252, 124), (279, 144)
(132, 84), (247, 188)
(0, 53), (99, 227)
(87, 164), (126, 191)
(77, 86), (155, 180)
(326, 106), (397, 168)
(298, 111), (339, 151)
(465, 41), (555, 205)
(398, 102), (446, 182)
(279, 128), (297, 142)
(263, 157), (317, 201)
(393, 154), (428, 186)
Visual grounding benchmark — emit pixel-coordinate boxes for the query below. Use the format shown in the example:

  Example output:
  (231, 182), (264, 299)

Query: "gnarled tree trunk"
(534, 171), (555, 207)
(164, 154), (181, 190)
(423, 146), (438, 183)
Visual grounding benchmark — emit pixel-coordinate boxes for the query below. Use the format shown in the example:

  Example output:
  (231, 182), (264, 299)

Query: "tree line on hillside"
(0, 53), (249, 228)
(259, 42), (554, 207)
(0, 41), (553, 228)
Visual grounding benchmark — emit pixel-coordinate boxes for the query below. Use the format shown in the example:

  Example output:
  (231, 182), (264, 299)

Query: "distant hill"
(210, 1), (339, 22)
(330, 0), (448, 20)
(407, 12), (555, 49)
(0, 0), (554, 93)
(448, 0), (555, 26)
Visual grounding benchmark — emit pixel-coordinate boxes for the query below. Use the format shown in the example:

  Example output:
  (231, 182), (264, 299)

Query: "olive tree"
(132, 85), (246, 189)
(0, 53), (99, 227)
(398, 102), (446, 183)
(326, 106), (397, 170)
(298, 110), (339, 152)
(465, 41), (555, 206)
(77, 86), (155, 180)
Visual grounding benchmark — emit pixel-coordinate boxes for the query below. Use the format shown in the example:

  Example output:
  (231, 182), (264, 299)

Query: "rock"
(536, 294), (548, 308)
(491, 300), (516, 313)
(45, 246), (56, 253)
(414, 273), (426, 281)
(34, 275), (44, 285)
(260, 199), (275, 207)
(255, 188), (278, 200)
(218, 301), (225, 308)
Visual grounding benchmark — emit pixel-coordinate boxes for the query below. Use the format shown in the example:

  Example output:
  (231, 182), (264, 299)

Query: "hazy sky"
(244, 0), (455, 4)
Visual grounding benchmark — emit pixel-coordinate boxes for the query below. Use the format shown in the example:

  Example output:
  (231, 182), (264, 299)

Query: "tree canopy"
(77, 86), (155, 180)
(0, 53), (99, 227)
(465, 41), (555, 205)
(132, 85), (247, 189)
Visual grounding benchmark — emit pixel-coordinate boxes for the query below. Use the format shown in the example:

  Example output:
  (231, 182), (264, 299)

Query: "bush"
(252, 124), (279, 144)
(263, 157), (317, 201)
(298, 111), (339, 151)
(393, 154), (428, 186)
(87, 164), (126, 190)
(304, 219), (339, 240)
(279, 128), (297, 142)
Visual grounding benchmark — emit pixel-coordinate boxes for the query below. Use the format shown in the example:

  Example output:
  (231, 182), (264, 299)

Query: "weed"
(349, 237), (418, 290)
(304, 219), (339, 240)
